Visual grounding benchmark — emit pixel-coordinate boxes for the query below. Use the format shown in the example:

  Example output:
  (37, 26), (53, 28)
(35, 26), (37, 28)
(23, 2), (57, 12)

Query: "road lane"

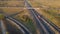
(6, 16), (32, 34)
(32, 10), (60, 33)
(34, 10), (60, 33)
(4, 19), (24, 34)
(27, 0), (60, 32)
(6, 18), (26, 34)
(25, 0), (51, 34)
(0, 19), (25, 34)
(0, 20), (7, 34)
(1, 9), (32, 34)
(24, 0), (60, 34)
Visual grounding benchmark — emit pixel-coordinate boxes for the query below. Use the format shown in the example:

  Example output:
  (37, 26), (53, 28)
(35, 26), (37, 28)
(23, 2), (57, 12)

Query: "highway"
(0, 16), (32, 34)
(0, 10), (32, 34)
(25, 0), (60, 34)
(0, 19), (24, 34)
(0, 20), (7, 34)
(6, 16), (32, 34)
(0, 0), (60, 34)
(35, 11), (60, 32)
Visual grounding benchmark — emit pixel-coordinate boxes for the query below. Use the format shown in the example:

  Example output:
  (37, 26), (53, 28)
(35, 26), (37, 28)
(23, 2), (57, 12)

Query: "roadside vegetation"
(0, 14), (4, 19)
(13, 9), (37, 34)
(42, 7), (60, 28)
(28, 0), (60, 28)
(14, 15), (37, 34)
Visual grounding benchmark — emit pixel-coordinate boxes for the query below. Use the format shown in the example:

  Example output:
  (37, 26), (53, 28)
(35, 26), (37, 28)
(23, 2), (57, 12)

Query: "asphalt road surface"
(0, 19), (23, 34)
(25, 0), (60, 34)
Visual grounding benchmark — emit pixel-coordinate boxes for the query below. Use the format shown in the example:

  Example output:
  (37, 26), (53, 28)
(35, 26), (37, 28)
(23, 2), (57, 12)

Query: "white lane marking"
(31, 10), (49, 34)
(6, 18), (25, 34)
(38, 16), (59, 34)
(6, 17), (32, 34)
(25, 0), (49, 34)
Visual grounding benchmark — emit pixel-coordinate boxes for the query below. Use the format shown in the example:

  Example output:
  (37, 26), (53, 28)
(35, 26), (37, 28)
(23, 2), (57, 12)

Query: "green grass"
(14, 15), (37, 34)
(43, 8), (57, 15)
(0, 14), (4, 19)
(42, 8), (60, 27)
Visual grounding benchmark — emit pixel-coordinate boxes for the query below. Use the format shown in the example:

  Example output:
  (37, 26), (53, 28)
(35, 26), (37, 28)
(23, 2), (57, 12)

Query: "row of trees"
(0, 1), (24, 7)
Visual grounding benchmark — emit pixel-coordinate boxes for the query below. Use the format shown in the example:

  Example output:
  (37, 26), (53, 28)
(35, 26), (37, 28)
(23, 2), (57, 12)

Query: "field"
(13, 9), (37, 34)
(0, 1), (24, 7)
(0, 0), (60, 34)
(0, 0), (38, 34)
(28, 0), (60, 28)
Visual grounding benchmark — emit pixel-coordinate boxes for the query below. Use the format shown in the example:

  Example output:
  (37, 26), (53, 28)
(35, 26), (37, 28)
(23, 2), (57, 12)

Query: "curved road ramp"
(0, 13), (32, 34)
(0, 10), (60, 34)
(0, 0), (60, 34)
